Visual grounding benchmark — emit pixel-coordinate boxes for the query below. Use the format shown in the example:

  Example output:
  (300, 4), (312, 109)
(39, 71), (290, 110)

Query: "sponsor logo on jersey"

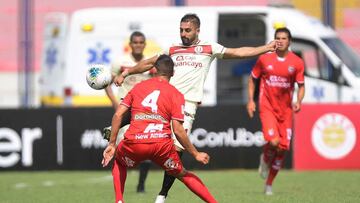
(266, 65), (273, 70)
(265, 75), (290, 88)
(311, 113), (356, 160)
(134, 113), (166, 122)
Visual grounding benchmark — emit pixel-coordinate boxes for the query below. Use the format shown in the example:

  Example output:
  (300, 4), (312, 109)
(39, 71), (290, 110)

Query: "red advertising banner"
(294, 104), (360, 170)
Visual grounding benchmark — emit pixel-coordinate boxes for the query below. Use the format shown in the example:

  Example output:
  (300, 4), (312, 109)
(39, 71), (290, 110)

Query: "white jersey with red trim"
(112, 54), (151, 98)
(164, 41), (226, 102)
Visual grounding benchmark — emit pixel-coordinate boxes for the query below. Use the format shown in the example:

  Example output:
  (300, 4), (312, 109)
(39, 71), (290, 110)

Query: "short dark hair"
(274, 27), (292, 40)
(154, 55), (174, 76)
(130, 31), (146, 42)
(181, 13), (201, 28)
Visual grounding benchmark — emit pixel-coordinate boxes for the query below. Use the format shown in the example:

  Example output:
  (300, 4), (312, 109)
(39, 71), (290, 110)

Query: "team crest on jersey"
(288, 66), (295, 73)
(266, 65), (273, 70)
(194, 46), (203, 54)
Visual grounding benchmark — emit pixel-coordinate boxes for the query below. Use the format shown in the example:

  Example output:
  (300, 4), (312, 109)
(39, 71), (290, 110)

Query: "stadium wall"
(0, 106), (293, 171)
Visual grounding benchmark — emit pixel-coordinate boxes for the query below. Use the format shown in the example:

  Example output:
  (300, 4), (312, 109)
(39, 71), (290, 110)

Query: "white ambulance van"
(39, 6), (360, 106)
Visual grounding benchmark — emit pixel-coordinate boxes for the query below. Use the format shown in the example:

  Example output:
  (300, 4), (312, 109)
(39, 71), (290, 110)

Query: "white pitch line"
(14, 183), (28, 189)
(42, 180), (55, 187)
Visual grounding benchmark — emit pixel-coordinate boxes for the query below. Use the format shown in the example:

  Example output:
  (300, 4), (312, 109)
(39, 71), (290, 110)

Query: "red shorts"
(259, 109), (293, 150)
(115, 139), (183, 175)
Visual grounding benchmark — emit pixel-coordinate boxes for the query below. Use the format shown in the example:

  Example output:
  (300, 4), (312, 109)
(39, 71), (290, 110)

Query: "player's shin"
(263, 142), (276, 164)
(112, 160), (127, 202)
(137, 161), (151, 193)
(157, 151), (183, 197)
(266, 152), (285, 186)
(179, 172), (217, 203)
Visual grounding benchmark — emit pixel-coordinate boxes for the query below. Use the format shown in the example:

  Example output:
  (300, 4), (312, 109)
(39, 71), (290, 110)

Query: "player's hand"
(114, 75), (125, 87)
(195, 152), (210, 165)
(267, 40), (278, 52)
(247, 100), (256, 118)
(101, 144), (116, 167)
(293, 101), (302, 113)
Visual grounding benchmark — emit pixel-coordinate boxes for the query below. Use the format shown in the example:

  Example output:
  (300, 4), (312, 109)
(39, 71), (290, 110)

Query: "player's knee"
(269, 139), (280, 147)
(277, 147), (286, 155)
(173, 168), (187, 179)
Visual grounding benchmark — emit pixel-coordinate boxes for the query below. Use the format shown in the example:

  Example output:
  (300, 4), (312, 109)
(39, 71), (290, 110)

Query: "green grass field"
(0, 170), (359, 203)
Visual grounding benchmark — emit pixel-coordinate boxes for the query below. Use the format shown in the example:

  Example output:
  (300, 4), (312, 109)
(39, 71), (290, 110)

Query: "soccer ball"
(86, 64), (112, 90)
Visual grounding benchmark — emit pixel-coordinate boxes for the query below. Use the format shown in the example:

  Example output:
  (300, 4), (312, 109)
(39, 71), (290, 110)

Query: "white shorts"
(173, 101), (198, 150)
(115, 124), (130, 145)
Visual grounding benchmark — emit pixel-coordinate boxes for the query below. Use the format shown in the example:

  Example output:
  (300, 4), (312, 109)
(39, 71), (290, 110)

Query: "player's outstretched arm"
(223, 40), (277, 59)
(101, 105), (128, 167)
(247, 76), (257, 118)
(172, 120), (210, 165)
(113, 55), (159, 86)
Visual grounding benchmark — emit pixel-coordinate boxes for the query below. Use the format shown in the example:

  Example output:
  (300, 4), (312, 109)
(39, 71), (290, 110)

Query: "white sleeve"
(211, 42), (226, 59)
(111, 59), (122, 76)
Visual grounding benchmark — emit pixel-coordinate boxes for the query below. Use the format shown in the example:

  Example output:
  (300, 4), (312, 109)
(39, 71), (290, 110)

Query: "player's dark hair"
(130, 31), (146, 42)
(181, 13), (201, 28)
(154, 55), (174, 77)
(274, 27), (292, 40)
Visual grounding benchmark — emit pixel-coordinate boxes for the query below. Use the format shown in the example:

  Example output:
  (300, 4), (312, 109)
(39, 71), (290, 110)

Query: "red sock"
(180, 172), (217, 203)
(266, 153), (285, 186)
(112, 159), (127, 203)
(263, 143), (276, 165)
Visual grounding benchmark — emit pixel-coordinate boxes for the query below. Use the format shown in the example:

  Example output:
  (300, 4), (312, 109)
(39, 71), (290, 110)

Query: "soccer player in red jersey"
(247, 27), (305, 195)
(102, 54), (217, 203)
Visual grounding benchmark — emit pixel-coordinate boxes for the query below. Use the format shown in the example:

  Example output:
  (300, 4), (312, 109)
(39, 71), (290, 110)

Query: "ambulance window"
(292, 39), (335, 81)
(217, 14), (266, 105)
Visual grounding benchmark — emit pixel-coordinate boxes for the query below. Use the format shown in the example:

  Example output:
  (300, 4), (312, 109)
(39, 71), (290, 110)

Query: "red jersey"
(121, 77), (185, 143)
(251, 52), (304, 120)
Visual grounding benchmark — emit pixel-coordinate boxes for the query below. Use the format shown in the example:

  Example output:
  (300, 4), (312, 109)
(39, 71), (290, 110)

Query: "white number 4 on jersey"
(141, 90), (160, 113)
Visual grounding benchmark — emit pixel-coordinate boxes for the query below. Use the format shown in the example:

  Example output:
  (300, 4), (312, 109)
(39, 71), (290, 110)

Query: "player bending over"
(102, 54), (217, 203)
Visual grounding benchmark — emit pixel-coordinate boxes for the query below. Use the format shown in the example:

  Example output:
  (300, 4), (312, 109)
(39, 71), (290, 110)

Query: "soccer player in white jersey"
(104, 31), (154, 193)
(114, 14), (277, 203)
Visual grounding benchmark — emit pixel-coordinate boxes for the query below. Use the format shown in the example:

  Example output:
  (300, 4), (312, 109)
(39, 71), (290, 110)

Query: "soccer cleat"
(154, 195), (166, 203)
(264, 185), (273, 195)
(258, 153), (269, 179)
(102, 126), (111, 141)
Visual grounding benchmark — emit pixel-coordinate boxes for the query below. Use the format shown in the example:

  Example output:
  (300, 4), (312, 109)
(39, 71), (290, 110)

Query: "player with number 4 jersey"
(121, 77), (184, 143)
(102, 55), (217, 203)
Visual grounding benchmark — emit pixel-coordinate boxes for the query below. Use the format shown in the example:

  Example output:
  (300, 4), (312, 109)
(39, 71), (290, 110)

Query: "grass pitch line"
(42, 180), (55, 187)
(14, 182), (28, 189)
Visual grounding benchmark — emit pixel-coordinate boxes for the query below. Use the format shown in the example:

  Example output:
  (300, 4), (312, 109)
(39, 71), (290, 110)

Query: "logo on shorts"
(286, 128), (292, 140)
(311, 113), (356, 160)
(268, 128), (274, 137)
(194, 46), (203, 54)
(164, 158), (178, 170)
(122, 156), (135, 167)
